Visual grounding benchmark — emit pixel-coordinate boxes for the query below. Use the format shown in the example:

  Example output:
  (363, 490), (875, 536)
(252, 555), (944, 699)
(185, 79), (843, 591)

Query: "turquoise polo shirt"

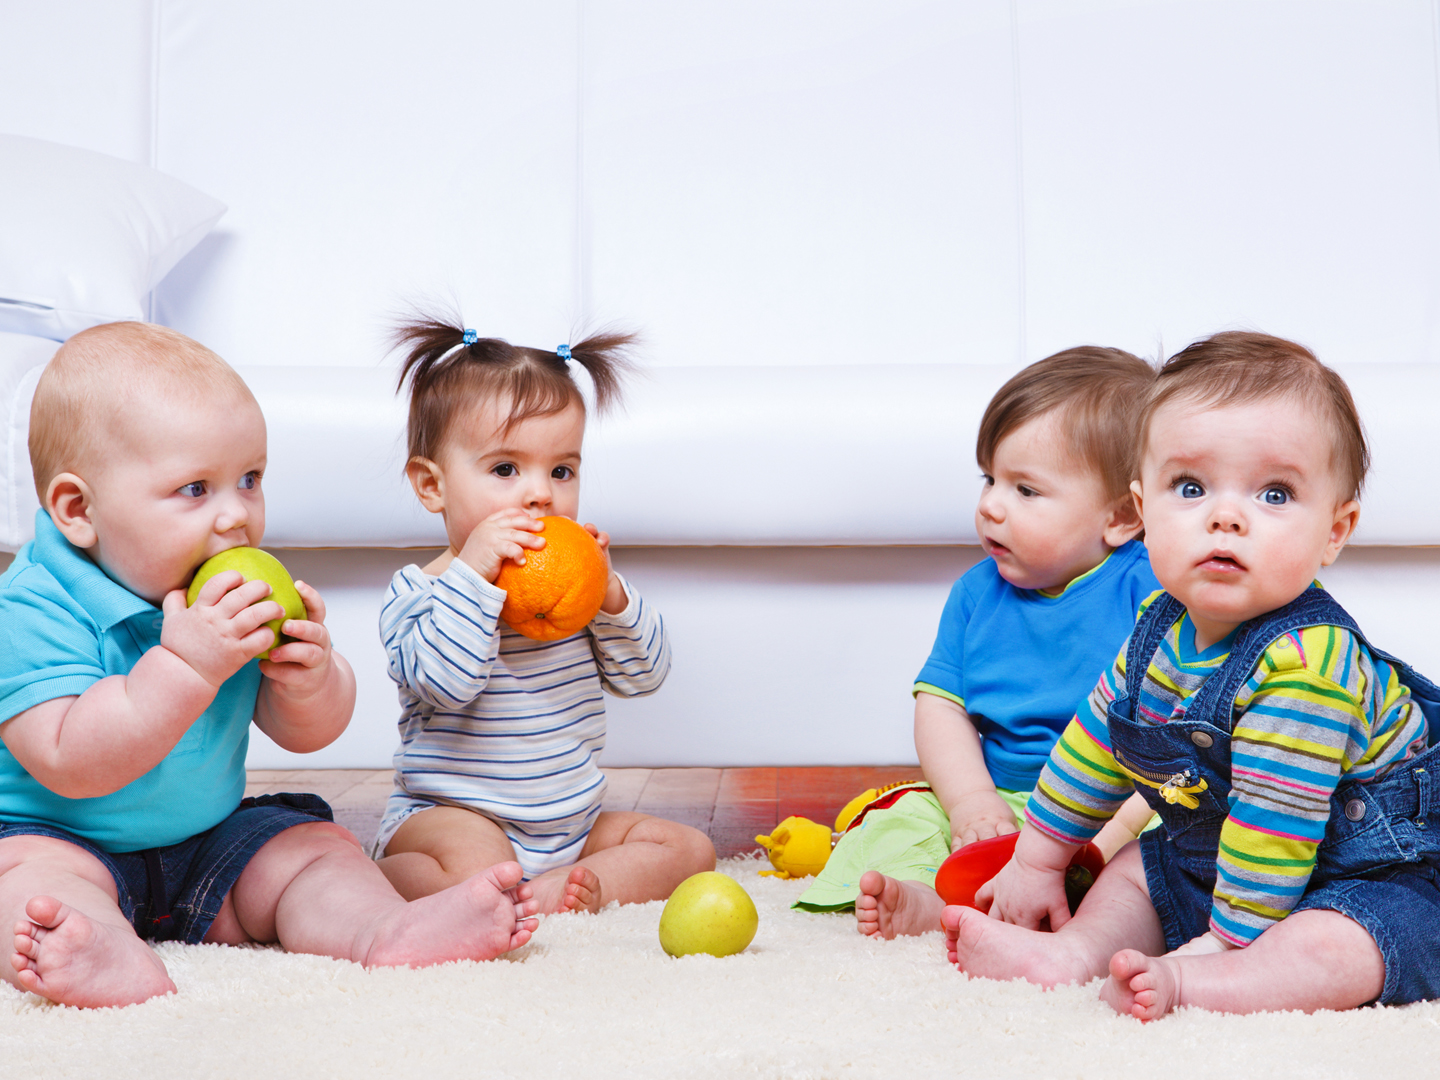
(0, 511), (257, 852)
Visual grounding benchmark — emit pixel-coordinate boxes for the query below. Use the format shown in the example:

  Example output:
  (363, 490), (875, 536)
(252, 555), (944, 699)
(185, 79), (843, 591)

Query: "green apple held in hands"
(658, 871), (759, 958)
(186, 547), (306, 660)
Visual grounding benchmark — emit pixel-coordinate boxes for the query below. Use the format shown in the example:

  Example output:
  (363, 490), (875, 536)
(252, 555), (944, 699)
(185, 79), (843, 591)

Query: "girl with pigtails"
(371, 315), (715, 915)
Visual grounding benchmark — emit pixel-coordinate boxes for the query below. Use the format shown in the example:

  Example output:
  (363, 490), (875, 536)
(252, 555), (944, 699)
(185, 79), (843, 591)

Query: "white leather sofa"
(3, 1), (1440, 770)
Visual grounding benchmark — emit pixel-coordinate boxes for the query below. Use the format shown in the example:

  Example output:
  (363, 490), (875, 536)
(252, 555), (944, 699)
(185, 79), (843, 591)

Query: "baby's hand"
(457, 509), (546, 582)
(161, 572), (283, 687)
(948, 790), (1020, 851)
(582, 522), (627, 615)
(260, 580), (335, 693)
(975, 845), (1072, 931)
(249, 579), (357, 751)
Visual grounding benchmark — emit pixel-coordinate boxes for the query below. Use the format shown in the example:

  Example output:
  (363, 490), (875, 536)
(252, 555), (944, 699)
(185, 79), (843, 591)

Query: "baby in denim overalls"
(944, 331), (1440, 1019)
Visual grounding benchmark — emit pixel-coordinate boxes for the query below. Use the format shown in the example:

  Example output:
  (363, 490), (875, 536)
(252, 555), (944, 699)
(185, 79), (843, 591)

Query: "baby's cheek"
(1145, 548), (1187, 594)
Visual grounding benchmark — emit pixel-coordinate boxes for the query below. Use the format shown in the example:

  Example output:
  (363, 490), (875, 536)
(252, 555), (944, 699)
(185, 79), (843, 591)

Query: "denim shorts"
(1140, 756), (1440, 1006)
(0, 792), (334, 944)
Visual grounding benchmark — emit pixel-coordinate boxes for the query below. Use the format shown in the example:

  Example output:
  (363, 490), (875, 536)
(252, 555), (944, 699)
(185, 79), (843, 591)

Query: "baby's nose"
(1209, 506), (1245, 532)
(215, 495), (250, 533)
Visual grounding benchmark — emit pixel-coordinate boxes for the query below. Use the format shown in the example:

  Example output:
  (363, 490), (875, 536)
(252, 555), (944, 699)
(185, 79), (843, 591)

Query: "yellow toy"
(754, 816), (834, 878)
(755, 781), (933, 879)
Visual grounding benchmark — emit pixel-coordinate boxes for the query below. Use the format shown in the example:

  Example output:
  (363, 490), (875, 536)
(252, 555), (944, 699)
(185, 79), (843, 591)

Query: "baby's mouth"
(1199, 552), (1244, 572)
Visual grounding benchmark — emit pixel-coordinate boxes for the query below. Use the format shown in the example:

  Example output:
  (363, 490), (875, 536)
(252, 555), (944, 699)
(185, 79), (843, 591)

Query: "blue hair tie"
(556, 344), (572, 363)
(462, 329), (478, 345)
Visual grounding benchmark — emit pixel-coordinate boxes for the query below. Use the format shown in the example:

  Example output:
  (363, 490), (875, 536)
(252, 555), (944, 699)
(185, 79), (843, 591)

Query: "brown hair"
(976, 346), (1156, 502)
(394, 313), (635, 464)
(29, 321), (254, 499)
(1140, 331), (1368, 500)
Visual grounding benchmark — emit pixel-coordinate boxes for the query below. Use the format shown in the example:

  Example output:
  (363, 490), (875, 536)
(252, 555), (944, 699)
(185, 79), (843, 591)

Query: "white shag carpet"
(3, 856), (1438, 1079)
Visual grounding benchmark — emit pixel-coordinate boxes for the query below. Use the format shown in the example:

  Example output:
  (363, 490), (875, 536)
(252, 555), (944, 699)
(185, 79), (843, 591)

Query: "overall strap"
(1120, 592), (1188, 705)
(1183, 586), (1360, 730)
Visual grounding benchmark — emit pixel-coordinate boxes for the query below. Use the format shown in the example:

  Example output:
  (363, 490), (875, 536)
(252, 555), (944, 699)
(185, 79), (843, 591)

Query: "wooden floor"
(246, 766), (925, 859)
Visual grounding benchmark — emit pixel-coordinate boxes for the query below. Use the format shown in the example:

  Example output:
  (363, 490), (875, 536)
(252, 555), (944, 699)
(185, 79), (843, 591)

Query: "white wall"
(1016, 0), (1440, 364)
(0, 0), (155, 164)
(8, 1), (1439, 370)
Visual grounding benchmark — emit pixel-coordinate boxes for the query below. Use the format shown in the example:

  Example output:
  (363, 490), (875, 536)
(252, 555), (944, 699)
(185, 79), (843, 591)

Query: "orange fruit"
(495, 516), (609, 641)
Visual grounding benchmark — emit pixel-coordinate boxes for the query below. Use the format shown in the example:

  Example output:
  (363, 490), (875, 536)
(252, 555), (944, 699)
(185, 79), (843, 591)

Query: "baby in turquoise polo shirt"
(0, 322), (538, 1008)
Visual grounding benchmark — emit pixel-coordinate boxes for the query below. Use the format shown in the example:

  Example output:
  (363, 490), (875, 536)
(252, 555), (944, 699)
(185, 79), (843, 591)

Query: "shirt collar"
(1032, 545), (1121, 600)
(31, 510), (157, 630)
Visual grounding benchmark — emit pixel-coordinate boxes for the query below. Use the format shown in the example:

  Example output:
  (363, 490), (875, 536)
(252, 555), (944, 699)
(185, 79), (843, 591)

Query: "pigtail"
(392, 313), (511, 397)
(565, 330), (637, 415)
(391, 305), (640, 464)
(393, 314), (460, 397)
(392, 311), (512, 461)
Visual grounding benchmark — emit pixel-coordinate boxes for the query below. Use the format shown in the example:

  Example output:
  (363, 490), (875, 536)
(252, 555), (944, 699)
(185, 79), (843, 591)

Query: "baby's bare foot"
(941, 903), (1097, 988)
(529, 865), (603, 914)
(558, 866), (602, 914)
(11, 895), (175, 1008)
(1101, 949), (1180, 1021)
(361, 861), (537, 968)
(856, 871), (945, 938)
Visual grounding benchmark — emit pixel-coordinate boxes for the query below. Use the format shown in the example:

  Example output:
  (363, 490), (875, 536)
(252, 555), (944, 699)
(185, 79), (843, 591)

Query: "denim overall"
(1109, 587), (1440, 1004)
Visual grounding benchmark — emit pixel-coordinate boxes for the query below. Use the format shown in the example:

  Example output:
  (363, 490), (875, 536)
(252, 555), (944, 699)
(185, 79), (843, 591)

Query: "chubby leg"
(376, 806), (519, 901)
(526, 812), (717, 915)
(855, 871), (946, 938)
(943, 841), (1166, 987)
(1092, 793), (1157, 862)
(0, 835), (174, 1007)
(207, 821), (537, 967)
(1102, 909), (1385, 1021)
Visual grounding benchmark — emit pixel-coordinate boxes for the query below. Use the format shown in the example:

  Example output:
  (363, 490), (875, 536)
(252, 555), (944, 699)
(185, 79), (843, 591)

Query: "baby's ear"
(1320, 499), (1362, 567)
(1102, 491), (1144, 548)
(45, 473), (98, 549)
(405, 457), (446, 514)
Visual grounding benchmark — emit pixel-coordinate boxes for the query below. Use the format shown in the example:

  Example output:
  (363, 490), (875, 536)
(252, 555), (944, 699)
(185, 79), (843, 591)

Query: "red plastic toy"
(934, 832), (1106, 915)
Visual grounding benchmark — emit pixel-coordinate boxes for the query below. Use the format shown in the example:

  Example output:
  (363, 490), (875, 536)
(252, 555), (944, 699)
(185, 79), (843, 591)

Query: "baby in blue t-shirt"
(798, 347), (1159, 935)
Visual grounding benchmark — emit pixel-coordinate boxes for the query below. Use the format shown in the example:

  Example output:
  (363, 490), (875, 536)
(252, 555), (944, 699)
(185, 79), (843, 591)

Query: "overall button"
(1345, 799), (1367, 822)
(1190, 731), (1214, 748)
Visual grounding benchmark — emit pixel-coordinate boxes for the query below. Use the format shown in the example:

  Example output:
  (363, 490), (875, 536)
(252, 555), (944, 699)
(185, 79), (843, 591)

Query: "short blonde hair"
(1141, 331), (1368, 500)
(29, 321), (255, 499)
(976, 346), (1156, 503)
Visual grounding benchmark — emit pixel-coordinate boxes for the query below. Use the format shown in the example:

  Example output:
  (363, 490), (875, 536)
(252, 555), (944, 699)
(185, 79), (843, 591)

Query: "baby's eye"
(552, 465), (575, 481)
(179, 481), (206, 498)
(1178, 480), (1204, 499)
(238, 472), (260, 492)
(492, 463), (517, 478)
(1016, 484), (1038, 498)
(1262, 487), (1290, 506)
(981, 474), (994, 487)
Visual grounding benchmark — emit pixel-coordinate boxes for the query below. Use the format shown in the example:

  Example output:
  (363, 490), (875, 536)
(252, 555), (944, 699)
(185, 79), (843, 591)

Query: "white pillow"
(0, 136), (226, 341)
(0, 331), (56, 551)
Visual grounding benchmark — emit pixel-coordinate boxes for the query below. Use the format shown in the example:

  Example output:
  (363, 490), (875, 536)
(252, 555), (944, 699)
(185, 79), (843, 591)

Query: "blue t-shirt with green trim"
(0, 511), (257, 852)
(914, 539), (1158, 792)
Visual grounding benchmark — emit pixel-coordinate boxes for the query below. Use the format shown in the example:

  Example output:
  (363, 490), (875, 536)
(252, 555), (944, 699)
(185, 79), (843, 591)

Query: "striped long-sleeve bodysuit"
(370, 558), (670, 877)
(1028, 592), (1425, 945)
